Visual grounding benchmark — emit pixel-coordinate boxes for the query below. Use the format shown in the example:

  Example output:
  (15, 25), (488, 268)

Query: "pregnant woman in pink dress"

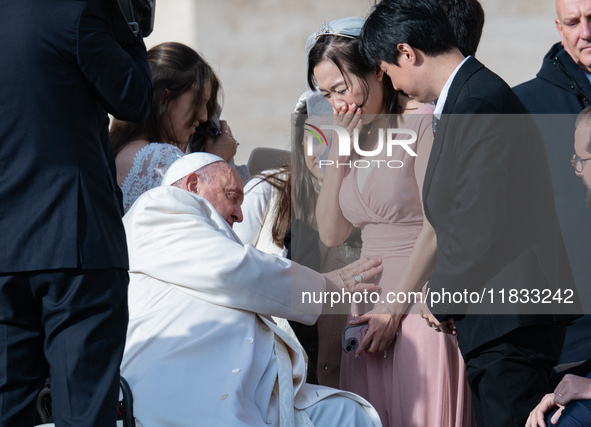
(307, 17), (473, 426)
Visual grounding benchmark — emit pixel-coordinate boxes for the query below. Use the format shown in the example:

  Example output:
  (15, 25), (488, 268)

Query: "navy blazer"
(0, 0), (153, 272)
(424, 58), (577, 354)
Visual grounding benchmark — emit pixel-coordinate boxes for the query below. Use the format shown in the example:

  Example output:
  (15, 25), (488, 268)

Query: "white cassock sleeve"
(124, 186), (325, 324)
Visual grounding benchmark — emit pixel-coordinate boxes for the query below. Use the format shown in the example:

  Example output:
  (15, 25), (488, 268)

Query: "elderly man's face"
(574, 118), (591, 206)
(196, 164), (244, 227)
(556, 0), (591, 73)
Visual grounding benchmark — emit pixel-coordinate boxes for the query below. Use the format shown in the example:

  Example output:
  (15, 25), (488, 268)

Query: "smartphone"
(187, 105), (222, 153)
(342, 323), (369, 353)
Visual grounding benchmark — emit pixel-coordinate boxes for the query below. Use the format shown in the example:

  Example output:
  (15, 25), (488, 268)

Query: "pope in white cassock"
(120, 153), (383, 426)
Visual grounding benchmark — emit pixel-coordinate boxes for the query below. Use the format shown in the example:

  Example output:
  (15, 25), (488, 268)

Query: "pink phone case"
(342, 323), (369, 353)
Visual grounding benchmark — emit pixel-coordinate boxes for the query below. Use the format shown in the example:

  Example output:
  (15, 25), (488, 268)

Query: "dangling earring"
(158, 105), (165, 116)
(378, 75), (383, 82)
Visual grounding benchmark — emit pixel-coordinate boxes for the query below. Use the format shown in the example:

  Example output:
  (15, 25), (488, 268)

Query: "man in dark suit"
(0, 0), (152, 425)
(525, 105), (591, 427)
(513, 0), (591, 364)
(360, 0), (577, 425)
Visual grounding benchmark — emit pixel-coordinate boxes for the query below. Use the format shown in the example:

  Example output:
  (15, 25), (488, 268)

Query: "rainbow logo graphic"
(304, 123), (328, 147)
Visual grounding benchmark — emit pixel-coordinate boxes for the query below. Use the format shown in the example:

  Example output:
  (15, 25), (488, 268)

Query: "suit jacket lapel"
(422, 57), (485, 200)
(422, 115), (445, 200)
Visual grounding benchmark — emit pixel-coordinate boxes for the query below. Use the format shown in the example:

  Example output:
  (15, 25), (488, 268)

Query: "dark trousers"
(464, 320), (567, 427)
(548, 399), (591, 426)
(0, 268), (128, 427)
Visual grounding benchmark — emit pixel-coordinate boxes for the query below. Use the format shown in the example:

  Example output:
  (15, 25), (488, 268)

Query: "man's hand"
(322, 257), (382, 294)
(420, 302), (456, 335)
(525, 393), (561, 427)
(204, 120), (238, 162)
(554, 374), (591, 406)
(525, 374), (591, 427)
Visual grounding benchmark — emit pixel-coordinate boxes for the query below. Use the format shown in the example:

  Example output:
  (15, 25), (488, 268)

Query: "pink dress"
(338, 104), (474, 427)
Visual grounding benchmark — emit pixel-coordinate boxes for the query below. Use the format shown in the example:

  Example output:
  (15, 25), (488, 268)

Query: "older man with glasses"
(572, 106), (591, 207)
(526, 105), (591, 427)
(514, 0), (591, 367)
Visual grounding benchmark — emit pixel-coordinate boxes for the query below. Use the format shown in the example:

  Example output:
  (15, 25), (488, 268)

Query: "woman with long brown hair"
(110, 41), (235, 212)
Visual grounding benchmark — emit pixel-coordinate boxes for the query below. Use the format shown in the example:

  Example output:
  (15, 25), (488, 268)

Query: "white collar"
(433, 55), (471, 119)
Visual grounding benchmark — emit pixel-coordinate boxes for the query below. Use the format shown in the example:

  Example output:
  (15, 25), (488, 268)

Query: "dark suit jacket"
(0, 0), (153, 272)
(513, 43), (591, 310)
(513, 43), (591, 364)
(424, 57), (577, 354)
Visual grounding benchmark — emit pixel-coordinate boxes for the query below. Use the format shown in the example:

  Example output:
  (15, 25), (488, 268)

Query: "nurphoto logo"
(304, 123), (418, 169)
(304, 122), (328, 148)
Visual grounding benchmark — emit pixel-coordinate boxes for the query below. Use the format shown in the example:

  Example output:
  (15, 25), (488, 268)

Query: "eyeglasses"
(571, 154), (591, 173)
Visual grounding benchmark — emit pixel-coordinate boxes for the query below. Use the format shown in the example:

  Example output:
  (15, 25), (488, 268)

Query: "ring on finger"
(354, 274), (362, 283)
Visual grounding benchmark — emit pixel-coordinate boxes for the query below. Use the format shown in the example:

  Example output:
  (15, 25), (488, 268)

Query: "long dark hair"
(290, 103), (362, 251)
(244, 104), (320, 248)
(307, 35), (399, 116)
(110, 42), (221, 156)
(246, 101), (366, 250)
(255, 168), (291, 248)
(291, 108), (319, 227)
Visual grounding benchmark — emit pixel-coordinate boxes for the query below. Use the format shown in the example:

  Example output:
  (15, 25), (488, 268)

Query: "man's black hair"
(360, 0), (458, 68)
(437, 0), (485, 57)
